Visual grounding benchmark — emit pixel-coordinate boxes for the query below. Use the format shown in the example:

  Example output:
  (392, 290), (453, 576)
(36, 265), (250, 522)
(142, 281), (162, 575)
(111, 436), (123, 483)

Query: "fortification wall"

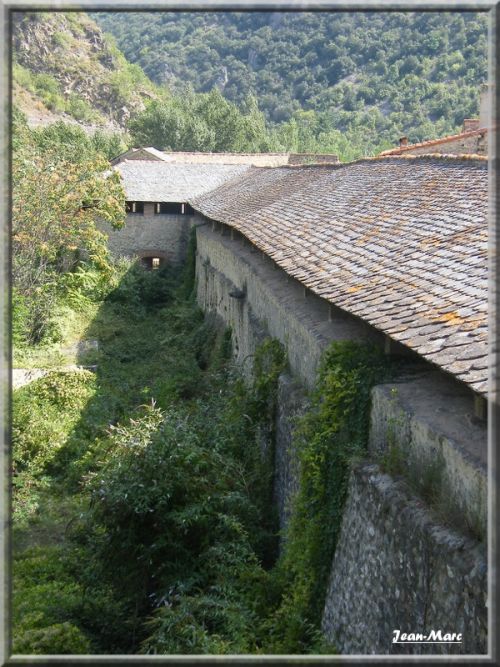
(196, 223), (380, 389)
(322, 463), (487, 655)
(194, 219), (487, 655)
(369, 374), (487, 540)
(99, 208), (195, 264)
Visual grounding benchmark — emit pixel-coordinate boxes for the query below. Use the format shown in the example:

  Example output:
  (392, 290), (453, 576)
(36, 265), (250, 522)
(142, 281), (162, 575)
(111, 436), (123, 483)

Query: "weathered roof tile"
(191, 156), (488, 395)
(115, 160), (251, 202)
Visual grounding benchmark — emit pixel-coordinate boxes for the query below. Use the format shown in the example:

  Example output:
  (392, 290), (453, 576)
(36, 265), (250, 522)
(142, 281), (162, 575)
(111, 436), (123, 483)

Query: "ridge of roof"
(161, 150), (290, 157)
(256, 153), (488, 170)
(378, 127), (488, 156)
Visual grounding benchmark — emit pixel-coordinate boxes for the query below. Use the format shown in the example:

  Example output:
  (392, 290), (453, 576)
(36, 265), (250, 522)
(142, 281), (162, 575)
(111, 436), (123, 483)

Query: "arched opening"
(140, 255), (165, 270)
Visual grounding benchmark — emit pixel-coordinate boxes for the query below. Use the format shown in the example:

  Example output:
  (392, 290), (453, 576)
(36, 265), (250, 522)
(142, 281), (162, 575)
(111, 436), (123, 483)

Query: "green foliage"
(95, 10), (487, 159)
(12, 371), (96, 524)
(29, 121), (127, 162)
(13, 260), (288, 654)
(12, 288), (30, 348)
(13, 63), (100, 123)
(14, 622), (91, 655)
(261, 342), (391, 652)
(13, 544), (126, 653)
(128, 89), (275, 152)
(12, 113), (125, 344)
(13, 254), (397, 655)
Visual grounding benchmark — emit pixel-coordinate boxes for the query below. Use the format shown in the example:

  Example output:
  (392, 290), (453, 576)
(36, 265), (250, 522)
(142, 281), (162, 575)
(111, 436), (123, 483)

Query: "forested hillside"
(94, 11), (488, 146)
(11, 12), (282, 156)
(14, 10), (488, 160)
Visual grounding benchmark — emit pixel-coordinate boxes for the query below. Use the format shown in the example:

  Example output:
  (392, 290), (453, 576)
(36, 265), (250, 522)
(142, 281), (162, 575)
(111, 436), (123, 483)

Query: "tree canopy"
(12, 112), (126, 343)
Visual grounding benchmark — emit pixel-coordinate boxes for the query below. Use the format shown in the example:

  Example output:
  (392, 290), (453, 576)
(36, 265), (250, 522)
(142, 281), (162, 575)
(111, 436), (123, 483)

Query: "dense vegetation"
(13, 240), (392, 654)
(14, 10), (487, 161)
(12, 111), (127, 347)
(95, 10), (488, 156)
(13, 258), (281, 653)
(128, 89), (275, 152)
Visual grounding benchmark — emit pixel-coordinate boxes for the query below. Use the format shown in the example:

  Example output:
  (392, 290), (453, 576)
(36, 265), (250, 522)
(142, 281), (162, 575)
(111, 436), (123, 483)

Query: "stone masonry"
(322, 463), (487, 655)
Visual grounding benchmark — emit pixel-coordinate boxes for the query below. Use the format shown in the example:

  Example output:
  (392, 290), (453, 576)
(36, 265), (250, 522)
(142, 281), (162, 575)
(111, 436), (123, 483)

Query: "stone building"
(106, 160), (250, 266)
(378, 125), (487, 157)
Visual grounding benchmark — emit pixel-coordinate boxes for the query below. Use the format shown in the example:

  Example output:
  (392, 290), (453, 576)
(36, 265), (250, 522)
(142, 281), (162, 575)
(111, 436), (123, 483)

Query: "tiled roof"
(141, 147), (173, 161)
(113, 149), (339, 167)
(191, 156), (488, 395)
(154, 151), (292, 166)
(115, 160), (251, 202)
(378, 128), (487, 156)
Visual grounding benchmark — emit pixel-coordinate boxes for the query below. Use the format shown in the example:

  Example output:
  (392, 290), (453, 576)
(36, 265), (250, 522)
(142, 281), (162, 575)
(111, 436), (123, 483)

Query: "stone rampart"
(321, 463), (487, 655)
(194, 217), (488, 655)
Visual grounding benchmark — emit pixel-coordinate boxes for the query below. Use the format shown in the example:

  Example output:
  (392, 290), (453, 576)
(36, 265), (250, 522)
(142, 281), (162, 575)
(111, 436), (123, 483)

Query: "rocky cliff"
(12, 11), (158, 132)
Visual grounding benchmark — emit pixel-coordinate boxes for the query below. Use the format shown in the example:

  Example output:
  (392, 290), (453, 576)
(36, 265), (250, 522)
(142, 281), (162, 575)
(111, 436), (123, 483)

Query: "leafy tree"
(12, 111), (125, 343)
(128, 88), (274, 152)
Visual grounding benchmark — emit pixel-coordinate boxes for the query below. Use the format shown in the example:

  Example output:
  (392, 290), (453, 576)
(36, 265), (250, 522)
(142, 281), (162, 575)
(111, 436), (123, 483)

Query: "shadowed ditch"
(12, 257), (284, 654)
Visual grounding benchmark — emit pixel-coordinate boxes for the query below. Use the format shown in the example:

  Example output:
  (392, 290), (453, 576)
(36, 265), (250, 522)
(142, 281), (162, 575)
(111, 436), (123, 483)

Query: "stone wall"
(100, 208), (195, 264)
(194, 218), (487, 656)
(288, 152), (339, 164)
(196, 222), (382, 529)
(274, 374), (307, 533)
(321, 463), (487, 655)
(195, 223), (380, 390)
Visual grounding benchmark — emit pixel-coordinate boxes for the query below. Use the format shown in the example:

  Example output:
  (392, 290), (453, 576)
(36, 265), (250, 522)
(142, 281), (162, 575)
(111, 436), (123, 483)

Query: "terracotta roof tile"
(378, 128), (487, 156)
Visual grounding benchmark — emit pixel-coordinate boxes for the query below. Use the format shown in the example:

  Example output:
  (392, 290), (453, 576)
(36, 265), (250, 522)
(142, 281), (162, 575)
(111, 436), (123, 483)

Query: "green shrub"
(14, 622), (92, 654)
(12, 288), (30, 348)
(261, 341), (391, 652)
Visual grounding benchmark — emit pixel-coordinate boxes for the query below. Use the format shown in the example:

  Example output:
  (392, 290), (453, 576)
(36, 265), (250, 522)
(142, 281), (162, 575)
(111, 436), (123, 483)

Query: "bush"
(14, 622), (92, 655)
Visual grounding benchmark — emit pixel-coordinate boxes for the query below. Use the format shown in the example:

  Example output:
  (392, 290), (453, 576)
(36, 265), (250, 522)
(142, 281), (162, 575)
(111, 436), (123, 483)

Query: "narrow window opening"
(126, 201), (144, 214)
(156, 202), (183, 215)
(141, 256), (164, 270)
(184, 203), (195, 215)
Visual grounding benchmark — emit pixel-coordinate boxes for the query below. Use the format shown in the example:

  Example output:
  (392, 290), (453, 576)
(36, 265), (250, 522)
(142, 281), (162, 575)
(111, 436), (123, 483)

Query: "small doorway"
(141, 256), (163, 270)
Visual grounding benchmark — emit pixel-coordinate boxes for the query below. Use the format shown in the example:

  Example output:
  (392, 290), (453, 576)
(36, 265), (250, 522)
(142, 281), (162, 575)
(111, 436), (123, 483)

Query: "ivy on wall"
(262, 342), (392, 653)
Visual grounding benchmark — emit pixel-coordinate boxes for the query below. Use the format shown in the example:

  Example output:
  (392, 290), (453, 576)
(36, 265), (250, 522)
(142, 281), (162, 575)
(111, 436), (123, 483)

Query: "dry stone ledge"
(369, 371), (487, 538)
(13, 365), (97, 390)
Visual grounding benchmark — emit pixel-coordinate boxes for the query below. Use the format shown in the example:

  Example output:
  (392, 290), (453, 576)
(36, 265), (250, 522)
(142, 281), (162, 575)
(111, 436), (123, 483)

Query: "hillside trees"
(12, 112), (125, 344)
(95, 10), (487, 142)
(128, 89), (275, 152)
